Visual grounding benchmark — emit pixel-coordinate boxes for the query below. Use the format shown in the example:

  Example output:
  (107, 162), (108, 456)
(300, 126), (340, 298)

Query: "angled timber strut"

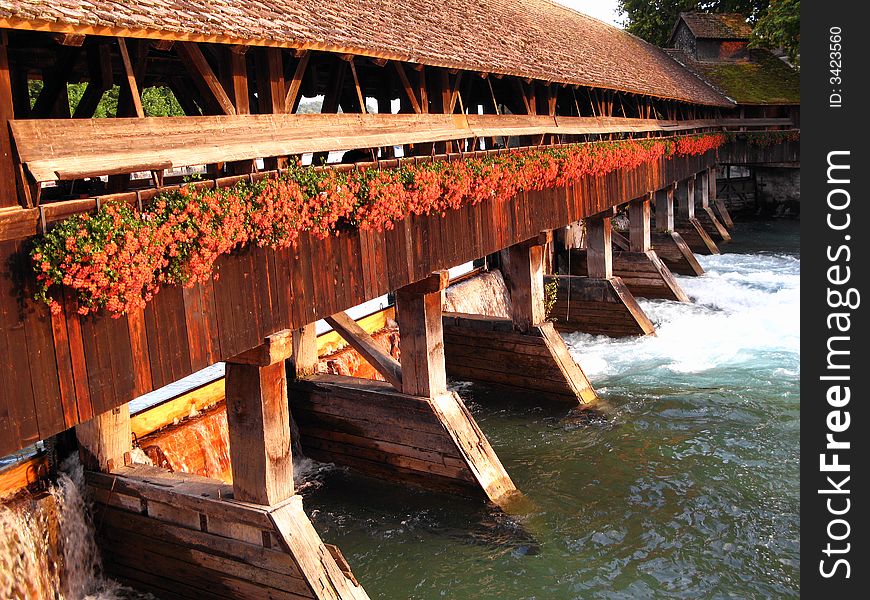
(0, 2), (799, 599)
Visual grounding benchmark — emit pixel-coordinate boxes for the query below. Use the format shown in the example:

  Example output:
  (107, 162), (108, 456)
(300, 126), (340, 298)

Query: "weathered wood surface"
(289, 373), (516, 504)
(8, 115), (752, 185)
(695, 206), (731, 242)
(676, 217), (720, 255)
(442, 313), (597, 403)
(88, 465), (369, 600)
(224, 361), (294, 505)
(324, 311), (403, 390)
(718, 137), (800, 165)
(76, 404), (131, 472)
(561, 249), (689, 302)
(546, 276), (655, 337)
(0, 148), (718, 457)
(650, 231), (705, 276)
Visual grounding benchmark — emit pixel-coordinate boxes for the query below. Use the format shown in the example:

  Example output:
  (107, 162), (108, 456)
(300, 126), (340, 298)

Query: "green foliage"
(27, 80), (183, 117)
(544, 277), (559, 322)
(617, 0), (769, 47)
(751, 0), (800, 65)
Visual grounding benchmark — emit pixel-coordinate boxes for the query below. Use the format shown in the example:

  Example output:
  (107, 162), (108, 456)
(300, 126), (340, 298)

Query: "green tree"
(29, 81), (183, 117)
(751, 0), (800, 64)
(617, 0), (769, 47)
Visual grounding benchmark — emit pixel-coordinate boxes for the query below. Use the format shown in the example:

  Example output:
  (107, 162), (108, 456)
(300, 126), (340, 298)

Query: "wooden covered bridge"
(0, 1), (799, 598)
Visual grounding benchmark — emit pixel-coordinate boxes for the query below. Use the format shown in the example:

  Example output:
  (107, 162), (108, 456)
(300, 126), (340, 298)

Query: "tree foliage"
(751, 0), (800, 64)
(28, 81), (185, 117)
(617, 0), (769, 47)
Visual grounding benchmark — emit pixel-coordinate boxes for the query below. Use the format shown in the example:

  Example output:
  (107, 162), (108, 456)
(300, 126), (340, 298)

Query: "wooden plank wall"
(0, 149), (718, 456)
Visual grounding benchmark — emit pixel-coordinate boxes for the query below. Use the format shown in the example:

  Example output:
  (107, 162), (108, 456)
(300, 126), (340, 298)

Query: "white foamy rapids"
(563, 252), (800, 380)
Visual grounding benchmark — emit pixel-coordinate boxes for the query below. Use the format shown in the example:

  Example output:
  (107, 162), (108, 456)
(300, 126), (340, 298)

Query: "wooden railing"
(10, 113), (794, 190)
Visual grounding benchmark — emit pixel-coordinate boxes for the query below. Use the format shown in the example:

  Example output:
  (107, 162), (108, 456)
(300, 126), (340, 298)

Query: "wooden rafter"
(347, 57), (367, 114)
(393, 62), (422, 114)
(283, 50), (309, 114)
(117, 38), (144, 118)
(176, 42), (236, 115)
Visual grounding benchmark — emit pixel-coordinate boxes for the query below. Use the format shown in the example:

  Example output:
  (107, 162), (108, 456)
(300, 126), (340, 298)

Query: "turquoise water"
(302, 221), (801, 599)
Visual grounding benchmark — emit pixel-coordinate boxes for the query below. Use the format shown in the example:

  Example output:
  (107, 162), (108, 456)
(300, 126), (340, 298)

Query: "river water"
(301, 221), (800, 599)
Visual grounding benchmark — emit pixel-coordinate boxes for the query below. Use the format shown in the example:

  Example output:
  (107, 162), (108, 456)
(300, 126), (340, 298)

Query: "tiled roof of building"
(0, 0), (733, 107)
(665, 49), (799, 105)
(675, 12), (753, 41)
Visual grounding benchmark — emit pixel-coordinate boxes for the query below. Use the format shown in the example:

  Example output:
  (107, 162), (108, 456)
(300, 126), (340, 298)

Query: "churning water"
(301, 221), (800, 599)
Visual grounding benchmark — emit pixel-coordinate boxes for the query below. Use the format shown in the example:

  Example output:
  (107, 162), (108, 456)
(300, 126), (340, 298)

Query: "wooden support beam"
(224, 361), (293, 505)
(76, 405), (131, 473)
(228, 329), (293, 366)
(501, 242), (545, 333)
(176, 42), (236, 115)
(655, 187), (675, 232)
(290, 324), (318, 379)
(586, 214), (613, 278)
(677, 177), (695, 220)
(629, 195), (651, 252)
(52, 32), (86, 46)
(225, 48), (254, 174)
(117, 38), (144, 118)
(0, 33), (20, 208)
(394, 62), (422, 114)
(283, 50), (309, 113)
(73, 43), (113, 119)
(325, 312), (403, 390)
(396, 271), (449, 398)
(31, 45), (81, 117)
(348, 58), (367, 114)
(696, 170), (709, 208)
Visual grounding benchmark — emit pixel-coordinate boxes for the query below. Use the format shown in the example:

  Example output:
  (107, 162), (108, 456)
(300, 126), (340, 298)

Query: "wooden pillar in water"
(675, 176), (719, 256)
(711, 167), (735, 228)
(695, 169), (732, 242)
(547, 211), (654, 336)
(629, 195), (651, 253)
(586, 214), (612, 278)
(76, 405), (131, 472)
(677, 177), (695, 220)
(501, 243), (545, 332)
(444, 236), (598, 403)
(225, 330), (294, 505)
(655, 186), (675, 232)
(395, 272), (449, 398)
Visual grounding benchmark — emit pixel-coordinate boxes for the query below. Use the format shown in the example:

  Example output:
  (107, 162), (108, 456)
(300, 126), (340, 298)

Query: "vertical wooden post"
(225, 360), (294, 505)
(655, 187), (675, 232)
(708, 169), (717, 205)
(76, 405), (131, 472)
(696, 171), (709, 208)
(501, 242), (545, 333)
(586, 214), (613, 279)
(396, 272), (449, 398)
(629, 195), (651, 252)
(677, 178), (695, 220)
(0, 33), (20, 208)
(290, 324), (318, 379)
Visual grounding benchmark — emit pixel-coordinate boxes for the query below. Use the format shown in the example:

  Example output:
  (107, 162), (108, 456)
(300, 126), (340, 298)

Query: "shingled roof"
(0, 0), (733, 107)
(666, 48), (799, 105)
(672, 12), (753, 42)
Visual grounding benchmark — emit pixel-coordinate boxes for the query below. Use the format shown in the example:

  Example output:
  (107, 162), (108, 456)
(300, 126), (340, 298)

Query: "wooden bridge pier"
(547, 212), (655, 337)
(443, 238), (598, 404)
(556, 196), (689, 302)
(710, 169), (736, 228)
(651, 184), (706, 276)
(675, 177), (720, 255)
(693, 169), (731, 242)
(76, 336), (371, 600)
(289, 272), (518, 506)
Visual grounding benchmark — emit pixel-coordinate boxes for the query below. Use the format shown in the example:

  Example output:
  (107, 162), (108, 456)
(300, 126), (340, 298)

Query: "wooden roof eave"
(0, 16), (734, 109)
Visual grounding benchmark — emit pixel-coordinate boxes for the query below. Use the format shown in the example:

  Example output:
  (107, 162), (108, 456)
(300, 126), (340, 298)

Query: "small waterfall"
(0, 456), (142, 600)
